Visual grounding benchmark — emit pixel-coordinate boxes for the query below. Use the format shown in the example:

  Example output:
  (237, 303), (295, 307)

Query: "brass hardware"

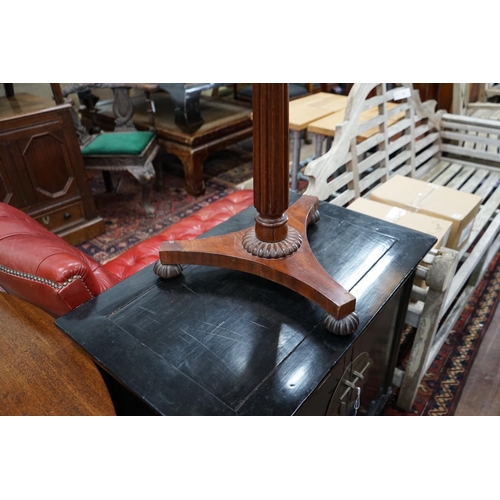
(42, 215), (50, 225)
(327, 352), (373, 416)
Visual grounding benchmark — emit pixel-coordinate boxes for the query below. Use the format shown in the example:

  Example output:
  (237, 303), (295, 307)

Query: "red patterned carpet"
(382, 250), (500, 416)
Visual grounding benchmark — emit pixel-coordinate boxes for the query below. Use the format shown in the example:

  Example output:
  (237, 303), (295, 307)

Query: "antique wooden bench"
(303, 83), (500, 410)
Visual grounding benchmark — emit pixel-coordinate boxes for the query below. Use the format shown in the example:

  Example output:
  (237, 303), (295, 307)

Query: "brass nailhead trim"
(0, 264), (82, 290)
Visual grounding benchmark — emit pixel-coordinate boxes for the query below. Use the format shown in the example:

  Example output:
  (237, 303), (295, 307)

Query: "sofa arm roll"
(0, 203), (121, 317)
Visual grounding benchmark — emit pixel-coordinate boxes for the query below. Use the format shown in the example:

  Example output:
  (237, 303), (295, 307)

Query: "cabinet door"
(294, 351), (351, 416)
(17, 127), (80, 209)
(352, 281), (410, 415)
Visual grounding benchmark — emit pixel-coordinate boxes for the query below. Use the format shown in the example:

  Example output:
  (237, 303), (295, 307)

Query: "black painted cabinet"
(56, 198), (435, 415)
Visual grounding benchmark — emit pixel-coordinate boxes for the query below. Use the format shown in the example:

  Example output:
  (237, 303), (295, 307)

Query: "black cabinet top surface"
(56, 196), (436, 415)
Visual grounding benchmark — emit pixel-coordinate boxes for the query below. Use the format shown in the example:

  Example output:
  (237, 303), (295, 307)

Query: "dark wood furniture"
(157, 83), (230, 133)
(80, 91), (253, 196)
(56, 192), (435, 416)
(0, 293), (115, 416)
(0, 93), (105, 245)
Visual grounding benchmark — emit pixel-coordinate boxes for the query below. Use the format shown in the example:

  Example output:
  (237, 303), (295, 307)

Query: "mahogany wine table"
(56, 195), (435, 416)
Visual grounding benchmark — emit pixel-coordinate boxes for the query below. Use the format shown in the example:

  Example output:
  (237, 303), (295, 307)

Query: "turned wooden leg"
(128, 163), (156, 217)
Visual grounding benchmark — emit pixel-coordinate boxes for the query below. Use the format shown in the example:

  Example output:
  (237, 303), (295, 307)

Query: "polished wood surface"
(289, 93), (348, 131)
(160, 196), (356, 318)
(455, 302), (500, 415)
(0, 293), (115, 416)
(56, 196), (435, 415)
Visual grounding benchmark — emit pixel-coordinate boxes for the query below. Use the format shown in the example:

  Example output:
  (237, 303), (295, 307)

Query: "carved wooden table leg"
(179, 149), (207, 196)
(155, 84), (359, 335)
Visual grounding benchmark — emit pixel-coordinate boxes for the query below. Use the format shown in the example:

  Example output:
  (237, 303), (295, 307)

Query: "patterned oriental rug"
(78, 137), (500, 416)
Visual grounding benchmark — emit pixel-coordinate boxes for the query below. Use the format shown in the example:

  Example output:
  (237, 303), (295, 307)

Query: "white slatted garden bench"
(303, 83), (500, 410)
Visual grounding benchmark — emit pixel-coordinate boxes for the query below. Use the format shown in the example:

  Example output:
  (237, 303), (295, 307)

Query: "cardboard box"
(347, 198), (452, 250)
(369, 175), (482, 251)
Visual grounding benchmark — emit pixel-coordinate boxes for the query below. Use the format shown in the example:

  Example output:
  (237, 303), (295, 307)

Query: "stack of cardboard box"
(348, 175), (482, 252)
(348, 175), (483, 291)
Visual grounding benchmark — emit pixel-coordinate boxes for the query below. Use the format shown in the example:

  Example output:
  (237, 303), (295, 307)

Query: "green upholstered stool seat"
(82, 131), (154, 156)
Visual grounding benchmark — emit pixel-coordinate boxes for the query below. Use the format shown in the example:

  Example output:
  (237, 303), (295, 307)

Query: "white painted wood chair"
(453, 83), (500, 118)
(303, 83), (500, 410)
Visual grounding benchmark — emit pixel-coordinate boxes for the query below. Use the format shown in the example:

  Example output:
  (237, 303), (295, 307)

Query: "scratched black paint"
(56, 195), (436, 415)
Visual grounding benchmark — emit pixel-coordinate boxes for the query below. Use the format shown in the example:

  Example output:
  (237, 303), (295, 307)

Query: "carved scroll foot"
(153, 260), (183, 279)
(323, 311), (359, 336)
(308, 208), (320, 225)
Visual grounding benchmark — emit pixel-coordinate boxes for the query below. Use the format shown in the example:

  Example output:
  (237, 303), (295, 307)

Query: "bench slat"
(441, 130), (500, 150)
(442, 112), (500, 132)
(357, 149), (385, 174)
(415, 144), (440, 167)
(470, 171), (500, 200)
(329, 189), (355, 207)
(412, 156), (441, 180)
(441, 143), (500, 164)
(417, 160), (452, 182)
(466, 178), (500, 248)
(448, 212), (500, 309)
(460, 168), (490, 194)
(432, 162), (463, 186)
(446, 165), (475, 190)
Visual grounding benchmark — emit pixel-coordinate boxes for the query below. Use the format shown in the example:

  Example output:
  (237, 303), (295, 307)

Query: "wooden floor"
(454, 294), (500, 415)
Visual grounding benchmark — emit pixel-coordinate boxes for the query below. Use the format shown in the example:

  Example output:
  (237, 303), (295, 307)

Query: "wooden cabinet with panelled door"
(0, 103), (104, 245)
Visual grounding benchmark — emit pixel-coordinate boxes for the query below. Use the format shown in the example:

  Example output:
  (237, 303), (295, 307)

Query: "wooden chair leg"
(153, 155), (163, 191)
(102, 171), (114, 192)
(128, 163), (156, 218)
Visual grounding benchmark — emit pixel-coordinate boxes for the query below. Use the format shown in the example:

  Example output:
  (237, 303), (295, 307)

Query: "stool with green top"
(63, 84), (160, 217)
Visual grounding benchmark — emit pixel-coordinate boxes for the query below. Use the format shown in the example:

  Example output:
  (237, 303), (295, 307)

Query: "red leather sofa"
(0, 190), (254, 318)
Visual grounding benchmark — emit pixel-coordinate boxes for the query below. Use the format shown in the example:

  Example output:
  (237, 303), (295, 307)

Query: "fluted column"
(252, 84), (290, 243)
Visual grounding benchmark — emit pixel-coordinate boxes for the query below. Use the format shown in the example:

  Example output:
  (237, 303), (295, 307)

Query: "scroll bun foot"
(153, 260), (183, 279)
(323, 311), (359, 335)
(308, 209), (320, 225)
